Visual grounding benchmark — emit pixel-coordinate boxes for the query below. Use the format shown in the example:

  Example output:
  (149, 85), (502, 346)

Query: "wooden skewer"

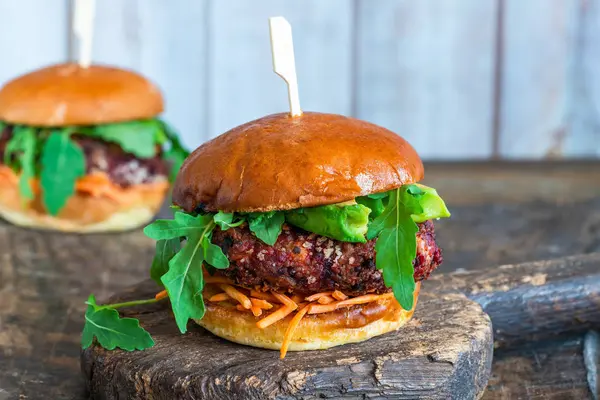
(73, 0), (96, 68)
(268, 16), (302, 117)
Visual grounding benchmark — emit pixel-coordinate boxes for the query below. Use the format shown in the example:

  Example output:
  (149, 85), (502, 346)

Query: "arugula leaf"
(6, 127), (37, 200)
(371, 187), (423, 310)
(285, 203), (370, 243)
(144, 213), (213, 240)
(144, 211), (229, 333)
(367, 192), (389, 200)
(247, 211), (285, 245)
(91, 120), (161, 159)
(161, 231), (208, 333)
(213, 211), (244, 230)
(202, 235), (230, 268)
(150, 238), (180, 286)
(81, 295), (154, 351)
(40, 131), (86, 215)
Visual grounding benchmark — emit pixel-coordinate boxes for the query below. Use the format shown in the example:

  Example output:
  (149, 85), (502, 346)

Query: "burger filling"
(0, 119), (188, 215)
(143, 183), (450, 357)
(212, 221), (442, 296)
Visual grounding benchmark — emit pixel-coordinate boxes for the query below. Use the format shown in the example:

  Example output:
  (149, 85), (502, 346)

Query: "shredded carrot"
(256, 305), (295, 329)
(317, 296), (335, 305)
(272, 293), (298, 310)
(335, 292), (394, 308)
(236, 304), (246, 311)
(280, 305), (309, 359)
(332, 290), (348, 301)
(307, 303), (338, 314)
(250, 298), (273, 310)
(208, 293), (230, 302)
(220, 284), (252, 309)
(305, 292), (333, 302)
(155, 290), (168, 301)
(0, 166), (18, 184)
(250, 306), (263, 317)
(291, 294), (303, 304)
(250, 290), (281, 303)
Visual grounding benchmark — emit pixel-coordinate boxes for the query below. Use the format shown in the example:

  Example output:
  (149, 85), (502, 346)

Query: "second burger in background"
(0, 63), (188, 232)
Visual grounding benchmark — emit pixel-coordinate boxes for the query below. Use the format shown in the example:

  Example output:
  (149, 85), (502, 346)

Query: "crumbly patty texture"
(212, 220), (442, 296)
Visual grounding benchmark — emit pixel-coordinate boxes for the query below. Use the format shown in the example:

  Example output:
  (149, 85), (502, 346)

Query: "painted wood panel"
(568, 0), (600, 157)
(87, 0), (208, 150)
(0, 0), (69, 85)
(500, 0), (584, 158)
(355, 0), (497, 159)
(208, 1), (353, 139)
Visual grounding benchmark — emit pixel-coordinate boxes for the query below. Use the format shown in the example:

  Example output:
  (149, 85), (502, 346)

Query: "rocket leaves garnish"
(7, 126), (38, 200)
(150, 238), (180, 286)
(91, 120), (163, 159)
(213, 211), (244, 230)
(0, 118), (189, 215)
(81, 294), (155, 351)
(247, 211), (285, 246)
(144, 212), (229, 333)
(40, 131), (86, 215)
(369, 186), (423, 310)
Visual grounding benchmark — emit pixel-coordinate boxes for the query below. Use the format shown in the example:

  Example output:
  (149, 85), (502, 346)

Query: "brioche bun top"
(0, 63), (163, 126)
(173, 112), (423, 212)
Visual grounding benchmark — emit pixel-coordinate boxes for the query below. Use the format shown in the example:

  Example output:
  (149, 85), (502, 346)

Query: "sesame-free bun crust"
(0, 63), (163, 126)
(0, 168), (167, 233)
(174, 112), (424, 213)
(196, 283), (420, 352)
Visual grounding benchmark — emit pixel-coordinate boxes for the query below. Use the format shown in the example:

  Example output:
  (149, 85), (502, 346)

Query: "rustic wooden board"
(81, 280), (493, 400)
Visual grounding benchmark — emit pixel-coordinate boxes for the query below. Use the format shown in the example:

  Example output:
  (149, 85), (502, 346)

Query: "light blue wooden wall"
(0, 0), (598, 159)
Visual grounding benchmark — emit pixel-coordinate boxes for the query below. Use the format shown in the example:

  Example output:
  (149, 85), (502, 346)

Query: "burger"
(0, 63), (188, 232)
(133, 111), (451, 358)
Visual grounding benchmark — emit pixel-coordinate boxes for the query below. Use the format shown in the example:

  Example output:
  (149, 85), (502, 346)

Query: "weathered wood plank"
(89, 0), (208, 150)
(81, 280), (493, 400)
(430, 253), (600, 346)
(207, 1), (353, 140)
(484, 337), (595, 400)
(355, 0), (497, 159)
(499, 0), (592, 158)
(0, 0), (68, 84)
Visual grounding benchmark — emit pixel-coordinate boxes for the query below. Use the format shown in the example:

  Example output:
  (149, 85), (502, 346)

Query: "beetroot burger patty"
(212, 220), (442, 296)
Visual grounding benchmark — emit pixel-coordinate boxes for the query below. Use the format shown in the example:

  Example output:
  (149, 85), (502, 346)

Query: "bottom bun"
(0, 167), (168, 233)
(196, 283), (420, 352)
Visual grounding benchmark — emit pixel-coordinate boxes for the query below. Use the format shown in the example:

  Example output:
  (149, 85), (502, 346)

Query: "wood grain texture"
(88, 0), (208, 151)
(484, 336), (595, 400)
(430, 253), (600, 346)
(0, 0), (68, 84)
(81, 280), (493, 400)
(499, 0), (599, 158)
(207, 0), (353, 141)
(355, 0), (497, 159)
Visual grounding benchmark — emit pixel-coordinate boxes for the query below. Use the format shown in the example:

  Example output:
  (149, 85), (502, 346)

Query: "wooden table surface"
(1, 161), (599, 399)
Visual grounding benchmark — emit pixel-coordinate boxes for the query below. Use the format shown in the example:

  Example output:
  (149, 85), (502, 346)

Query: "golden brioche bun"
(0, 167), (167, 232)
(0, 63), (163, 126)
(173, 112), (423, 213)
(197, 283), (420, 352)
